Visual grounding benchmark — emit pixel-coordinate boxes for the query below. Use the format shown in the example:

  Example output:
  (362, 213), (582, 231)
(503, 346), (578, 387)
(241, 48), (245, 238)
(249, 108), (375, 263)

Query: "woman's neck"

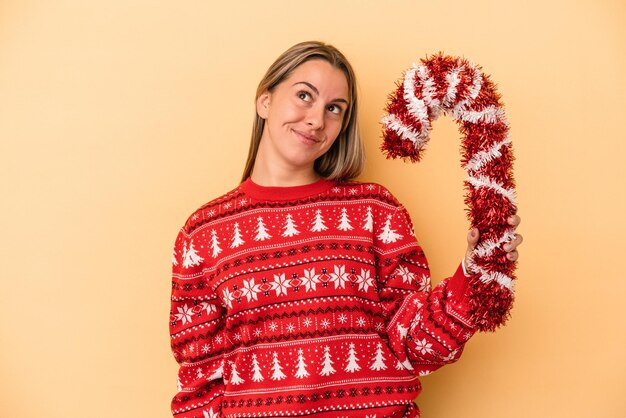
(250, 162), (321, 187)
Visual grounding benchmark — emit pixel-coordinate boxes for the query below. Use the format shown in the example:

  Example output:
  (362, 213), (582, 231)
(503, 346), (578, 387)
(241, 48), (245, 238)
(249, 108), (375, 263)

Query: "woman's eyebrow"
(292, 81), (349, 104)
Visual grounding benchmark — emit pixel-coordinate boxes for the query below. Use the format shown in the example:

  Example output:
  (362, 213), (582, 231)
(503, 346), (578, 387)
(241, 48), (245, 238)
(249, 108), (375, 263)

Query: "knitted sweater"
(170, 178), (477, 418)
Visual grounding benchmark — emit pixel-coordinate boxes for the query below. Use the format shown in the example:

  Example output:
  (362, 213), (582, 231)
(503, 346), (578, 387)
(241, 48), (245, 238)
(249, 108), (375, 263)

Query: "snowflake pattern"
(199, 302), (217, 315)
(414, 338), (434, 355)
(418, 273), (431, 292)
(222, 288), (234, 309)
(300, 268), (320, 292)
(356, 269), (374, 292)
(329, 265), (350, 289)
(217, 264), (386, 308)
(395, 265), (416, 285)
(175, 304), (194, 325)
(272, 273), (290, 296)
(242, 278), (260, 302)
(442, 348), (459, 362)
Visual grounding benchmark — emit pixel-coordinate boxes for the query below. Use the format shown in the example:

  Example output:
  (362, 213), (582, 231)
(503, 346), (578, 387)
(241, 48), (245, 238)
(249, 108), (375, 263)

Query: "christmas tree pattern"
(208, 362), (223, 380)
(251, 353), (264, 382)
(319, 346), (336, 376)
(254, 216), (271, 241)
(362, 206), (373, 232)
(370, 343), (388, 371)
(203, 408), (219, 418)
(294, 349), (310, 379)
(282, 213), (300, 237)
(230, 222), (245, 248)
(310, 209), (328, 232)
(378, 214), (403, 244)
(196, 367), (204, 379)
(182, 240), (204, 268)
(172, 248), (178, 266)
(271, 351), (286, 381)
(210, 229), (222, 258)
(229, 361), (244, 385)
(344, 343), (361, 373)
(337, 208), (353, 231)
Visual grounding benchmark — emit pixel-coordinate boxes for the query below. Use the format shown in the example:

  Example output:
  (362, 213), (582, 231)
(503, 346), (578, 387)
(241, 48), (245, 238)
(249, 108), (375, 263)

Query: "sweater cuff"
(444, 263), (475, 328)
(461, 258), (470, 276)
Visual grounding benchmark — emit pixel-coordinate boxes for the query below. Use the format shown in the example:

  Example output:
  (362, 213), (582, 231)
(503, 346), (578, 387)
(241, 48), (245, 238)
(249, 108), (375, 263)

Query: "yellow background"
(1, 1), (624, 417)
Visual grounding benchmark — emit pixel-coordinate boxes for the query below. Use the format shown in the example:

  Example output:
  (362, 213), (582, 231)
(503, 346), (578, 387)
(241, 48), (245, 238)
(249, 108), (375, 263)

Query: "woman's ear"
(256, 91), (271, 119)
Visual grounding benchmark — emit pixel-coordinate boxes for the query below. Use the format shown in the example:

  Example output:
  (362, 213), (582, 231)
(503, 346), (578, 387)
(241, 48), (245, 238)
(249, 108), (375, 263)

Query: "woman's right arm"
(170, 226), (225, 418)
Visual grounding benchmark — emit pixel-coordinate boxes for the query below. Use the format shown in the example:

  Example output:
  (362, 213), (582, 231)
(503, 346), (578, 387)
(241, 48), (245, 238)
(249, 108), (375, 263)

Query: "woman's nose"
(306, 105), (325, 129)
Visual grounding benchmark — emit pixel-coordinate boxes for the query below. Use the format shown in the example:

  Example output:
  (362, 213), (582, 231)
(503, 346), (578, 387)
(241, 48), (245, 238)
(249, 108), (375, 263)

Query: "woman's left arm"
(378, 208), (522, 377)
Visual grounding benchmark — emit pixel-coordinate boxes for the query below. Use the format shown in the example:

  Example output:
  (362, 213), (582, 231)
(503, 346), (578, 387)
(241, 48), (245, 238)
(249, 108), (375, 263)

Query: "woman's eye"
(327, 104), (343, 115)
(298, 91), (312, 101)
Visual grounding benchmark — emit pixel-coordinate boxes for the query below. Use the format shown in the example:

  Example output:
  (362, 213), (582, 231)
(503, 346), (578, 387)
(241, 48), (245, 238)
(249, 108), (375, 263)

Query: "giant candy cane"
(381, 54), (517, 332)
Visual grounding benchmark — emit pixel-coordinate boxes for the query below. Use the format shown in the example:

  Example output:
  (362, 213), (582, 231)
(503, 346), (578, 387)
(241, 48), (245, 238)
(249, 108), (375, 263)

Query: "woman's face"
(256, 59), (350, 174)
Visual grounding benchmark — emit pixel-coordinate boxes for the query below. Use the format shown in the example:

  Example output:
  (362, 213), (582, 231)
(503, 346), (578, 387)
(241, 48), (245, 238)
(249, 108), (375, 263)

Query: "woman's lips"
(293, 129), (322, 143)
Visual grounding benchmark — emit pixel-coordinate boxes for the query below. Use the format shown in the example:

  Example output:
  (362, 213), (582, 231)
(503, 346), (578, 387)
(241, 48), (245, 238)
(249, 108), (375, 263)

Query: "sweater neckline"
(240, 177), (335, 201)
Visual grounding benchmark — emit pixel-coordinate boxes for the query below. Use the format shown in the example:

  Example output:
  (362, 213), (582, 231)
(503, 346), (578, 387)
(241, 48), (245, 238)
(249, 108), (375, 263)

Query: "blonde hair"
(241, 41), (365, 182)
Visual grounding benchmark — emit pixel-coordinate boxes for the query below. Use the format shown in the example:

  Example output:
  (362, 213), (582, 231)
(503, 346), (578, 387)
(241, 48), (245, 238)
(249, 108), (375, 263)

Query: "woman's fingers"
(504, 234), (523, 251)
(508, 214), (521, 227)
(467, 227), (479, 248)
(506, 250), (519, 261)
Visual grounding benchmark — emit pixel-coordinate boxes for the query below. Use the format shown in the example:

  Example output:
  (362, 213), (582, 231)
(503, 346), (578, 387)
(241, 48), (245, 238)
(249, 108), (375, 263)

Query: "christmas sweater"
(169, 178), (477, 418)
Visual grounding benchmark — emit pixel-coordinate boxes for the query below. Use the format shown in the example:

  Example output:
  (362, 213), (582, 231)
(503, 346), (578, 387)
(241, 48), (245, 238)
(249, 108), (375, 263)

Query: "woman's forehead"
(285, 60), (349, 99)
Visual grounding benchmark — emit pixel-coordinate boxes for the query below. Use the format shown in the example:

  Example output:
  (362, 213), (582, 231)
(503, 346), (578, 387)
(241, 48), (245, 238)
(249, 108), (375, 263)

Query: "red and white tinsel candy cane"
(381, 53), (517, 332)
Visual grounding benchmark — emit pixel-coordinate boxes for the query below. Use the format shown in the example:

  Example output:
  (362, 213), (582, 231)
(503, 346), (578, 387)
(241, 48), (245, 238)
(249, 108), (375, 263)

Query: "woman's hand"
(465, 215), (523, 269)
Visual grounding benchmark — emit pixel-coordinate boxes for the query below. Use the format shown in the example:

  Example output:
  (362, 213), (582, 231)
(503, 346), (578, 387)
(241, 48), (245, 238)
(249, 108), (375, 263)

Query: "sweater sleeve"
(169, 226), (225, 417)
(376, 205), (477, 377)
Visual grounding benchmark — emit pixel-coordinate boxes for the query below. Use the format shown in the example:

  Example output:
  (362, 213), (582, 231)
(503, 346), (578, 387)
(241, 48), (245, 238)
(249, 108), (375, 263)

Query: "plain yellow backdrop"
(1, 0), (624, 417)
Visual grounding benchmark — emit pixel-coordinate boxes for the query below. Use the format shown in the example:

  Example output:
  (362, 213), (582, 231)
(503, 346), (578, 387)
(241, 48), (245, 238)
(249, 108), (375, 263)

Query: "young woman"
(169, 41), (522, 418)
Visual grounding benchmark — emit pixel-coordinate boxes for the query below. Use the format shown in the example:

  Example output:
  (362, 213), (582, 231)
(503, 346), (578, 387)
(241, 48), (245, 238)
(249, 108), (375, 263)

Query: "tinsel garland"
(381, 53), (517, 332)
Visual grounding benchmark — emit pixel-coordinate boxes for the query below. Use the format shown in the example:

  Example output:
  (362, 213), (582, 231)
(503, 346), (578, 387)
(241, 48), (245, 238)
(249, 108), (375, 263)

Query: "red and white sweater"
(170, 178), (477, 418)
